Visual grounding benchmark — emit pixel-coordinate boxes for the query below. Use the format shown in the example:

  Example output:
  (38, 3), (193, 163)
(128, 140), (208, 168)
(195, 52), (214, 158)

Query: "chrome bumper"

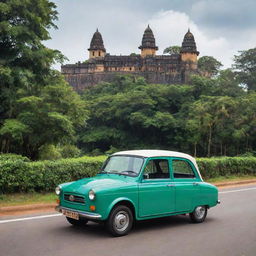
(55, 206), (102, 220)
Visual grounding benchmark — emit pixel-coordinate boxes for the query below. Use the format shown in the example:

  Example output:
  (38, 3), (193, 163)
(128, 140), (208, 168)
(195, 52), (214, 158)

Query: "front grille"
(64, 194), (85, 204)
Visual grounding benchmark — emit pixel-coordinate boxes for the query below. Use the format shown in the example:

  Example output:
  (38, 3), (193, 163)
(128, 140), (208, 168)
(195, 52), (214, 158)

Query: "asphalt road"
(1, 185), (256, 256)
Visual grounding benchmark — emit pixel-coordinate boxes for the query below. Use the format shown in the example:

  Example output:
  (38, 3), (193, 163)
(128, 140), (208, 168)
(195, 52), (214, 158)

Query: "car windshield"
(101, 155), (144, 177)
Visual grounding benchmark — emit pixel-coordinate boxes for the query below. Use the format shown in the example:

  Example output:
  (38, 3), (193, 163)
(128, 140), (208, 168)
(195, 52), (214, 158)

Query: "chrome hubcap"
(114, 211), (129, 232)
(195, 206), (206, 219)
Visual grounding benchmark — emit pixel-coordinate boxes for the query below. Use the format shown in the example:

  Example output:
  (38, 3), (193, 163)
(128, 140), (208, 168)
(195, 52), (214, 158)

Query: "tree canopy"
(0, 0), (87, 159)
(233, 48), (256, 91)
(78, 71), (255, 157)
(163, 46), (181, 55)
(198, 56), (223, 78)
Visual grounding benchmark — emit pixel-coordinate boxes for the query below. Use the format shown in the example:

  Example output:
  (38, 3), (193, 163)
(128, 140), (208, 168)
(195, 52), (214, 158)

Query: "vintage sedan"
(55, 150), (220, 236)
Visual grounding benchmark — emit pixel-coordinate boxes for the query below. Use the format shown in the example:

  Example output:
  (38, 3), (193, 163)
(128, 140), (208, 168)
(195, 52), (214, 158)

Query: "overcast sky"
(45, 0), (256, 70)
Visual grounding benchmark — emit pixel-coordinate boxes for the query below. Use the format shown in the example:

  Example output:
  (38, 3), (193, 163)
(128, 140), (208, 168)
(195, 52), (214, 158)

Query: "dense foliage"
(0, 154), (255, 193)
(0, 0), (87, 159)
(163, 45), (181, 55)
(79, 71), (256, 157)
(198, 56), (223, 77)
(233, 48), (256, 91)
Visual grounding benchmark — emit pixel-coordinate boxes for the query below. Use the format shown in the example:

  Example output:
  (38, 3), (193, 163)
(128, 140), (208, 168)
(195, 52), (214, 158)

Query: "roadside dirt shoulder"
(0, 203), (57, 217)
(213, 179), (256, 188)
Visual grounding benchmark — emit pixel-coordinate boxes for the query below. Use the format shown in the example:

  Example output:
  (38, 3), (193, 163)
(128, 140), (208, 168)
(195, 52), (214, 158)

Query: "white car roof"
(113, 149), (192, 159)
(112, 150), (203, 180)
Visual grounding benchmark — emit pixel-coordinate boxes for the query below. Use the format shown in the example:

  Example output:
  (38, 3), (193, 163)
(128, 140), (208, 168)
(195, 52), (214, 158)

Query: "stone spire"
(180, 29), (199, 55)
(88, 29), (106, 58)
(139, 25), (158, 50)
(139, 25), (158, 57)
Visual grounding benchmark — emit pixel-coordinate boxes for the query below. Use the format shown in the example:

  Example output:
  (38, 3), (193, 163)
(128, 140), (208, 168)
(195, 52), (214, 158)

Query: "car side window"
(172, 160), (195, 179)
(143, 159), (170, 179)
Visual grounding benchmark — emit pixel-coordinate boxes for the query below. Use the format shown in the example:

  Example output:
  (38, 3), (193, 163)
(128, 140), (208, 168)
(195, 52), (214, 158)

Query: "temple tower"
(180, 29), (199, 69)
(88, 29), (106, 59)
(139, 25), (158, 57)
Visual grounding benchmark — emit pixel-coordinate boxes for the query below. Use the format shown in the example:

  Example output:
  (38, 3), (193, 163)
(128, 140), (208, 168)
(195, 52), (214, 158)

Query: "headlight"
(55, 186), (61, 195)
(89, 189), (96, 200)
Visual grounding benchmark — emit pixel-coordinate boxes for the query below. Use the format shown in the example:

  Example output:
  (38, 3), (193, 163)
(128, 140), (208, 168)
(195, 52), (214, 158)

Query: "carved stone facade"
(61, 26), (199, 91)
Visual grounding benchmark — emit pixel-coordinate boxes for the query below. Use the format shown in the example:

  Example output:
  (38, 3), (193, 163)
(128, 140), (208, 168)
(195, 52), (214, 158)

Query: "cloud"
(145, 10), (232, 66)
(46, 1), (256, 70)
(191, 0), (256, 30)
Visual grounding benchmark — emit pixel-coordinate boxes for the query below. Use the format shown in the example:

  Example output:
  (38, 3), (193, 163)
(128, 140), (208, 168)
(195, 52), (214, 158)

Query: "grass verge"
(206, 174), (256, 183)
(0, 193), (57, 207)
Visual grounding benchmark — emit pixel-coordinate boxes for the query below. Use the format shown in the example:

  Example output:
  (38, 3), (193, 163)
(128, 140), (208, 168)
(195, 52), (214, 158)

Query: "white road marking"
(0, 213), (62, 224)
(219, 187), (256, 194)
(1, 186), (256, 224)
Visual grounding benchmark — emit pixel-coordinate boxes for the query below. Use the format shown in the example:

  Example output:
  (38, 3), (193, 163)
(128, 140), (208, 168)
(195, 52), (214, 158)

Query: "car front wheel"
(106, 205), (133, 236)
(189, 206), (207, 223)
(66, 217), (88, 226)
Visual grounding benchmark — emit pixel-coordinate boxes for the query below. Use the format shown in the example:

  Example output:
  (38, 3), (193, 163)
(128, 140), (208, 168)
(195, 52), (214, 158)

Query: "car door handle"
(193, 182), (199, 186)
(167, 184), (175, 187)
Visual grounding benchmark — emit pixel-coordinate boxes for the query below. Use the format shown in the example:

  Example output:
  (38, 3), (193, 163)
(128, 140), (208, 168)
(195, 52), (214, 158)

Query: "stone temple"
(61, 26), (199, 91)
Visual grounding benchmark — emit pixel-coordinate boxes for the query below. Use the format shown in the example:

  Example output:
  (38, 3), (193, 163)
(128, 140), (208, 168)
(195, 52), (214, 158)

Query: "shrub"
(38, 144), (62, 160)
(0, 153), (30, 162)
(59, 144), (81, 158)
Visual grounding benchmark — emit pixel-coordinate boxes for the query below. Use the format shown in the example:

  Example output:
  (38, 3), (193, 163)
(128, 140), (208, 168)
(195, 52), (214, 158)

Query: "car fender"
(106, 197), (136, 219)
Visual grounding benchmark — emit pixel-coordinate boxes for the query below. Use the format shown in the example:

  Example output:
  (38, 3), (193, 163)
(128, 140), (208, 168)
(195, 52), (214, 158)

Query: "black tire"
(189, 206), (207, 223)
(106, 205), (133, 237)
(66, 217), (88, 226)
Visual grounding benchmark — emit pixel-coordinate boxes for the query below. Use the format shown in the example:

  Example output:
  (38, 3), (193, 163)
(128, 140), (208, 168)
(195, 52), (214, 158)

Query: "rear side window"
(172, 160), (195, 178)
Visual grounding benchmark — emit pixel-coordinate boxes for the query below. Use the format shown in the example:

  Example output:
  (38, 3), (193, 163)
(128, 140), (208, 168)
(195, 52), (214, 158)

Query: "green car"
(55, 150), (220, 236)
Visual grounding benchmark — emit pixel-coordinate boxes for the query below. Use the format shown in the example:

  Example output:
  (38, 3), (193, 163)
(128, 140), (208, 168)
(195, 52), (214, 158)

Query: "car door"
(171, 158), (200, 212)
(138, 158), (175, 217)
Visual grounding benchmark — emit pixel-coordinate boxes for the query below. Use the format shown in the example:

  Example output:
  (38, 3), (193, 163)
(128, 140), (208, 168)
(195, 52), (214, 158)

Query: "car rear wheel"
(66, 217), (88, 226)
(106, 205), (133, 237)
(189, 206), (207, 223)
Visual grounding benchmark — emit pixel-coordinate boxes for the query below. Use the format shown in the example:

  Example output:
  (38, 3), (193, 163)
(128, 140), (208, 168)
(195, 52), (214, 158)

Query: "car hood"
(62, 174), (136, 194)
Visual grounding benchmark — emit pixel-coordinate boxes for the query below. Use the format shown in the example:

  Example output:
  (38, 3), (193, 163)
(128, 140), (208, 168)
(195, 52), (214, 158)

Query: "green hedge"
(197, 157), (256, 179)
(0, 153), (30, 162)
(0, 156), (106, 193)
(0, 155), (256, 193)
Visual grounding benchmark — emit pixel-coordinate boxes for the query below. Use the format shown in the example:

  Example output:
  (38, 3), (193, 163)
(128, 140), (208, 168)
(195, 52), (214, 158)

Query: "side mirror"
(143, 174), (149, 179)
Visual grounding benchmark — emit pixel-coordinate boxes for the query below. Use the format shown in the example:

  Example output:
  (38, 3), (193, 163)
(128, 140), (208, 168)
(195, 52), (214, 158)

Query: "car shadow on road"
(134, 215), (190, 232)
(53, 214), (216, 238)
(134, 215), (215, 233)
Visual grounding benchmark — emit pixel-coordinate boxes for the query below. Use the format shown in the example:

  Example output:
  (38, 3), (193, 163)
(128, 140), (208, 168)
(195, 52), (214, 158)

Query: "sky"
(45, 0), (256, 70)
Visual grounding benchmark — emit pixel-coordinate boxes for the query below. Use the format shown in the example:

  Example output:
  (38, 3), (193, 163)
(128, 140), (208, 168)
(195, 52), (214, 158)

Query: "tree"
(190, 75), (216, 99)
(0, 0), (87, 158)
(233, 48), (256, 91)
(215, 69), (245, 97)
(163, 46), (181, 55)
(187, 96), (238, 157)
(198, 56), (223, 78)
(0, 0), (65, 119)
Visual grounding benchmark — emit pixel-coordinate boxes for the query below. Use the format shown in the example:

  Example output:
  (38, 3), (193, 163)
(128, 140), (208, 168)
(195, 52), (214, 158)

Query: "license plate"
(62, 209), (79, 220)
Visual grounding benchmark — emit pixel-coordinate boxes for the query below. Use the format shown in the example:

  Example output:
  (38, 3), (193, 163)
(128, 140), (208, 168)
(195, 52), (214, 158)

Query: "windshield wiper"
(120, 170), (138, 176)
(100, 170), (122, 175)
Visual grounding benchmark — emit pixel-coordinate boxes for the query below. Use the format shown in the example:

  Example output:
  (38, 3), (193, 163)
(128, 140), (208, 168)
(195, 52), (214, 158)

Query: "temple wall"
(63, 70), (184, 91)
(61, 54), (197, 91)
